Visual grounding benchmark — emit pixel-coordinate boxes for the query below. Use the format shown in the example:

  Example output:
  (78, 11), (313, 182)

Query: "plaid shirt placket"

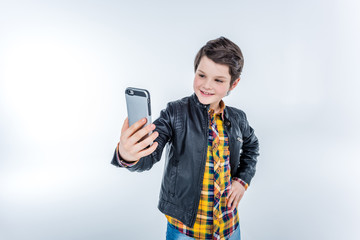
(210, 111), (238, 240)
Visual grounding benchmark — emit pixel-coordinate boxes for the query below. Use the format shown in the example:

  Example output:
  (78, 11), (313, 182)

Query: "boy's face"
(193, 56), (240, 112)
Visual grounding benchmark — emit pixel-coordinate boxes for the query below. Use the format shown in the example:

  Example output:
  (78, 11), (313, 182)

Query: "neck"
(210, 102), (221, 114)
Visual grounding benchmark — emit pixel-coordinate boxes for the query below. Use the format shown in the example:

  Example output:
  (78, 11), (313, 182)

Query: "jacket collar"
(223, 105), (230, 120)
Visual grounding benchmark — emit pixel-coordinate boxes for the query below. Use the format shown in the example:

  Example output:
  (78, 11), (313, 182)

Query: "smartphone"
(125, 87), (152, 131)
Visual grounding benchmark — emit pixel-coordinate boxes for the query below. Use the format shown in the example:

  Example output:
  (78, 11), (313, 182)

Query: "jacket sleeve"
(111, 103), (174, 172)
(235, 112), (260, 185)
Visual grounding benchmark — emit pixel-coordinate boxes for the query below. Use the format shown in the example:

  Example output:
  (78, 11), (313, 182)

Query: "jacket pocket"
(229, 134), (243, 173)
(168, 164), (178, 196)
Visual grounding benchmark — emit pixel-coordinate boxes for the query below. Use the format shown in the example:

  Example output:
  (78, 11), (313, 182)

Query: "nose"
(203, 78), (212, 90)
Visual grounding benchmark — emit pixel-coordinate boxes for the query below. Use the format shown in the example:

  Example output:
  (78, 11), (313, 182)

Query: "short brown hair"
(194, 36), (244, 86)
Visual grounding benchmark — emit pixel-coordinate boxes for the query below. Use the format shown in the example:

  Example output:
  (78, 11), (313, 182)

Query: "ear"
(229, 78), (240, 91)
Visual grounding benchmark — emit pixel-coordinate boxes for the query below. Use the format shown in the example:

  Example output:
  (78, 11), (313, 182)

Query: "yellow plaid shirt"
(166, 101), (240, 239)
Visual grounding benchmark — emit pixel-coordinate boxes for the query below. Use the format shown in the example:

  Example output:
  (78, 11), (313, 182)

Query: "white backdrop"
(1, 1), (359, 239)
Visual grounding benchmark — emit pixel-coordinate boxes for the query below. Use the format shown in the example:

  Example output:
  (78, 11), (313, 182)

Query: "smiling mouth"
(200, 90), (214, 96)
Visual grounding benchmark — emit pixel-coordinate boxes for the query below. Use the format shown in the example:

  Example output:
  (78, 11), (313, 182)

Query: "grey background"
(1, 0), (359, 239)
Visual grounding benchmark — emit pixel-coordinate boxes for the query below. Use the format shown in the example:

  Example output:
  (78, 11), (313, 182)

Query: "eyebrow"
(197, 69), (228, 80)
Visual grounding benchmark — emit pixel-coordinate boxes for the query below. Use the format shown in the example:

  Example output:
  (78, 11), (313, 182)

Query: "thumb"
(121, 117), (129, 134)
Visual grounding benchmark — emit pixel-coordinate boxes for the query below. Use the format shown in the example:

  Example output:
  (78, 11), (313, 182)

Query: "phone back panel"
(125, 87), (151, 127)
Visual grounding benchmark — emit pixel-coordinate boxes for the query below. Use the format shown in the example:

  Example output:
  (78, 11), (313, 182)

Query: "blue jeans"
(166, 222), (241, 240)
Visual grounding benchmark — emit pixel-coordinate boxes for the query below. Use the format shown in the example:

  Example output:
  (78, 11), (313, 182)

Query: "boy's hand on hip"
(118, 117), (159, 162)
(227, 180), (246, 211)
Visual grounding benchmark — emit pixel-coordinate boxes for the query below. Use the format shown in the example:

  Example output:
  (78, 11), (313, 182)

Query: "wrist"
(233, 177), (249, 190)
(116, 142), (139, 166)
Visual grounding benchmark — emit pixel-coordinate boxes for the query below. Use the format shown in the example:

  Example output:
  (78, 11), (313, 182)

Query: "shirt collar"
(208, 100), (226, 120)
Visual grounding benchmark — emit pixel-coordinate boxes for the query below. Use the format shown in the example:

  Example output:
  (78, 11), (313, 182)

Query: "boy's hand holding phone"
(118, 117), (159, 163)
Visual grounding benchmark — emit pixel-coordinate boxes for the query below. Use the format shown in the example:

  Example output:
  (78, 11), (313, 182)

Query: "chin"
(196, 93), (212, 105)
(199, 99), (211, 105)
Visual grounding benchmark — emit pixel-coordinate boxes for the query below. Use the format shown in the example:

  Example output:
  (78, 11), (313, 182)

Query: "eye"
(198, 74), (205, 78)
(215, 79), (224, 83)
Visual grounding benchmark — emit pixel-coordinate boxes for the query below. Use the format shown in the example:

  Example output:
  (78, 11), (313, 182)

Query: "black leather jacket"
(111, 93), (259, 227)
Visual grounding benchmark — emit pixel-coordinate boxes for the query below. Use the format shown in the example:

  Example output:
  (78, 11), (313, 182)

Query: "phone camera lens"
(128, 90), (134, 95)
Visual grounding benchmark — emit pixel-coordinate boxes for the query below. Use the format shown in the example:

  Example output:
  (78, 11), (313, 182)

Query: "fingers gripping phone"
(125, 87), (152, 143)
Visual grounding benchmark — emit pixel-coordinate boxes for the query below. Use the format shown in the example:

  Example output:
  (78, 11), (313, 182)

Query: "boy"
(112, 37), (259, 240)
